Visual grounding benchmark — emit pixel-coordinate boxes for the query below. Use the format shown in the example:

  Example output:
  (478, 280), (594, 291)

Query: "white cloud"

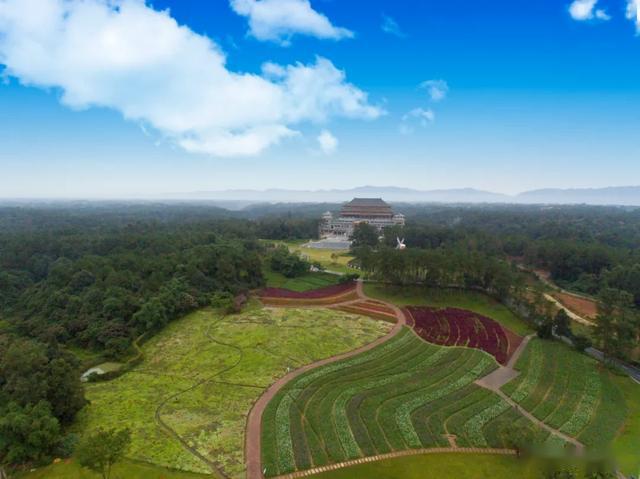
(230, 0), (353, 45)
(317, 129), (338, 154)
(420, 79), (449, 102)
(381, 15), (405, 38)
(568, 0), (611, 21)
(627, 0), (640, 32)
(399, 108), (434, 134)
(0, 0), (381, 157)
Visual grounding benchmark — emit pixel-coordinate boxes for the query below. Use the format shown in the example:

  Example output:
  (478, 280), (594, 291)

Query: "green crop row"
(263, 329), (511, 477)
(500, 338), (627, 453)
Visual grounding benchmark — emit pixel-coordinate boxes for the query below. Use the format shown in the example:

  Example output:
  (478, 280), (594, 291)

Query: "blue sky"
(0, 0), (639, 198)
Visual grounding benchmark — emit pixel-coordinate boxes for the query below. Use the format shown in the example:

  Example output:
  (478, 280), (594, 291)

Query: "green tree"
(0, 401), (61, 465)
(594, 288), (639, 361)
(350, 223), (379, 249)
(553, 309), (572, 337)
(76, 428), (131, 479)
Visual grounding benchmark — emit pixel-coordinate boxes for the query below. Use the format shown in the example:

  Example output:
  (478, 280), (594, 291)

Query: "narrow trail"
(244, 280), (407, 479)
(154, 317), (245, 479)
(474, 333), (585, 452)
(543, 293), (595, 327)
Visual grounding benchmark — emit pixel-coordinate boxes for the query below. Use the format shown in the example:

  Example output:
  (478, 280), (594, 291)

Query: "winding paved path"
(244, 281), (407, 479)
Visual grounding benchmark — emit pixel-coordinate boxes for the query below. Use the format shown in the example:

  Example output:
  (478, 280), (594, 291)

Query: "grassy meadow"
(17, 459), (208, 479)
(75, 306), (391, 478)
(263, 268), (340, 291)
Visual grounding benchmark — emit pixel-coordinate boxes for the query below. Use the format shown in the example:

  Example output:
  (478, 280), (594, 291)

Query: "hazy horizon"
(1, 0), (639, 198)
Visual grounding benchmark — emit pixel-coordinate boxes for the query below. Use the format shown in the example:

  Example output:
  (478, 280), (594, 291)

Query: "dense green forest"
(0, 205), (323, 357)
(352, 204), (640, 306)
(0, 201), (639, 471)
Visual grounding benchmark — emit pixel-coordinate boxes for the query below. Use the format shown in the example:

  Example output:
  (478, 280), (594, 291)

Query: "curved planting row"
(259, 281), (356, 299)
(258, 282), (358, 306)
(405, 306), (522, 365)
(502, 338), (627, 450)
(261, 329), (548, 477)
(337, 300), (397, 322)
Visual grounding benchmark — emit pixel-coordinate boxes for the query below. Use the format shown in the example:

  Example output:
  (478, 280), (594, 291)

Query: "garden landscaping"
(260, 329), (549, 477)
(362, 283), (532, 335)
(257, 282), (359, 306)
(501, 338), (627, 450)
(76, 305), (391, 478)
(405, 307), (522, 364)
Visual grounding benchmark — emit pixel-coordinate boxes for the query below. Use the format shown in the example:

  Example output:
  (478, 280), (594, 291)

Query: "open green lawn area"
(611, 375), (640, 476)
(76, 306), (391, 478)
(502, 339), (627, 452)
(310, 453), (542, 479)
(269, 239), (357, 274)
(17, 459), (207, 479)
(291, 246), (356, 274)
(363, 283), (532, 335)
(264, 268), (341, 291)
(261, 328), (549, 477)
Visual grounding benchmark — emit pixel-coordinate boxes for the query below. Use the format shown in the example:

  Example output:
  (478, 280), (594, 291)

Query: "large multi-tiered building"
(319, 198), (405, 238)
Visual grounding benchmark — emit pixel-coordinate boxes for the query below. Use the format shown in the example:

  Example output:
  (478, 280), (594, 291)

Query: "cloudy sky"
(1, 0), (639, 198)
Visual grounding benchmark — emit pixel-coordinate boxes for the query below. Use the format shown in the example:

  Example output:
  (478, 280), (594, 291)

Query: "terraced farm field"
(502, 338), (627, 450)
(261, 329), (549, 477)
(78, 306), (391, 478)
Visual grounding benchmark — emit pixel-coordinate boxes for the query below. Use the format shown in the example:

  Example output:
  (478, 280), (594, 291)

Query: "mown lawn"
(310, 453), (541, 479)
(363, 283), (532, 335)
(289, 244), (357, 274)
(17, 459), (207, 479)
(76, 307), (391, 478)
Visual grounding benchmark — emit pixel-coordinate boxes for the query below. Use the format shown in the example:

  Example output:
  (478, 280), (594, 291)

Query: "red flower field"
(405, 306), (522, 364)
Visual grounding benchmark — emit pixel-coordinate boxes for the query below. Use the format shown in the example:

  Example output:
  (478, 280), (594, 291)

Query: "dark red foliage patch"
(405, 306), (522, 365)
(258, 281), (356, 299)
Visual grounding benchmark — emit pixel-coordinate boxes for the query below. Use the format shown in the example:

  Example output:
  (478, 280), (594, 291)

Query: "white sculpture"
(396, 237), (406, 250)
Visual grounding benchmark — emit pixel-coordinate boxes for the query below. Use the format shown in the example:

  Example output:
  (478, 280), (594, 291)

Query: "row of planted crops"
(501, 338), (627, 449)
(257, 284), (629, 478)
(261, 328), (550, 477)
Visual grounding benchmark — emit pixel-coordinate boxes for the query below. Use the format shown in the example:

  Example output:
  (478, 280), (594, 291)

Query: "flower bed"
(405, 306), (522, 365)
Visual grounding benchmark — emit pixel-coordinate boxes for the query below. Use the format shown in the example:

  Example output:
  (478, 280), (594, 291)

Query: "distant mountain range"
(166, 185), (640, 206)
